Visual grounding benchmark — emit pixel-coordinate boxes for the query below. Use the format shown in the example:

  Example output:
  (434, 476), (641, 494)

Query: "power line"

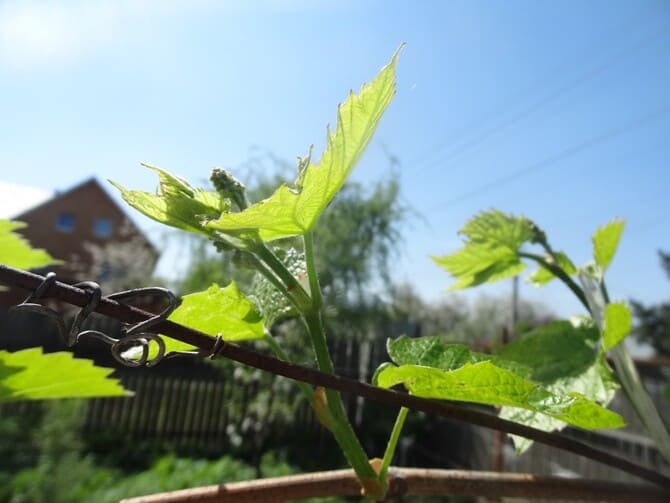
(412, 17), (670, 172)
(427, 104), (670, 211)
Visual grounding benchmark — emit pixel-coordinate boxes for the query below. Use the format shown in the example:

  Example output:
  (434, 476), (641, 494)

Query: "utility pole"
(511, 275), (519, 337)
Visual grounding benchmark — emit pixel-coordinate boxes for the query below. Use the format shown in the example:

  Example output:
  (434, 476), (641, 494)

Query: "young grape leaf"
(376, 330), (622, 443)
(162, 282), (265, 354)
(386, 335), (491, 370)
(0, 348), (128, 402)
(432, 210), (536, 290)
(375, 361), (623, 431)
(497, 321), (619, 452)
(249, 247), (303, 327)
(527, 251), (576, 287)
(602, 302), (632, 351)
(205, 49), (400, 241)
(498, 321), (599, 383)
(500, 355), (618, 452)
(592, 219), (625, 272)
(0, 220), (60, 270)
(110, 165), (230, 235)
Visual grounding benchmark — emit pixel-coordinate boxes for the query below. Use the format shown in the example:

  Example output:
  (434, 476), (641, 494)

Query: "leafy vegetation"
(104, 48), (663, 499)
(0, 220), (60, 272)
(431, 210), (670, 459)
(0, 219), (128, 401)
(1, 46), (665, 501)
(0, 348), (126, 402)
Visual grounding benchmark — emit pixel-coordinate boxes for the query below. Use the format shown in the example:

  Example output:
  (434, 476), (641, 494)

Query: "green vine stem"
(246, 234), (380, 495)
(578, 272), (670, 463)
(252, 242), (313, 312)
(380, 407), (409, 480)
(302, 232), (380, 493)
(518, 251), (590, 312)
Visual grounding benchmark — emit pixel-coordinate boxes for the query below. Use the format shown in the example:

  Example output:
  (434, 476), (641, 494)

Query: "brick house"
(0, 177), (159, 306)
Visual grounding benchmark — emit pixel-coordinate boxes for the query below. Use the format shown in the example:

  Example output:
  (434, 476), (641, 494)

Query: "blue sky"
(1, 0), (669, 321)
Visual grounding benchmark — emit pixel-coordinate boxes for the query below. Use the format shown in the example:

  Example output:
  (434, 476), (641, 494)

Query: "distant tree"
(389, 282), (554, 346)
(631, 251), (670, 357)
(79, 218), (158, 294)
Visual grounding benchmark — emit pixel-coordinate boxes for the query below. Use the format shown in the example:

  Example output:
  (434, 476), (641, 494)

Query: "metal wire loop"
(10, 274), (182, 368)
(207, 335), (226, 360)
(103, 287), (180, 367)
(9, 272), (67, 341)
(66, 281), (102, 346)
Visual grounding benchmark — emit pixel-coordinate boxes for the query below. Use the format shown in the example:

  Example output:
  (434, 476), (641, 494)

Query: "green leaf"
(432, 210), (536, 290)
(592, 219), (625, 272)
(249, 247), (303, 327)
(527, 251), (576, 287)
(386, 335), (488, 371)
(110, 165), (230, 235)
(375, 361), (623, 431)
(460, 210), (537, 249)
(205, 49), (400, 241)
(376, 328), (623, 447)
(498, 321), (619, 452)
(498, 321), (599, 383)
(602, 302), (632, 351)
(500, 355), (618, 452)
(0, 219), (59, 270)
(164, 283), (265, 353)
(0, 348), (128, 402)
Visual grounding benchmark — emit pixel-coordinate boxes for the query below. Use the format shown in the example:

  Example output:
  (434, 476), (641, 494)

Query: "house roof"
(4, 177), (157, 255)
(0, 181), (53, 219)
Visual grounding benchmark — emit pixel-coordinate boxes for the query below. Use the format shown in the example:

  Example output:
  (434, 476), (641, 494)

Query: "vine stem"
(1, 265), (669, 489)
(251, 243), (312, 311)
(302, 232), (380, 492)
(518, 251), (590, 312)
(380, 407), (409, 480)
(581, 274), (670, 463)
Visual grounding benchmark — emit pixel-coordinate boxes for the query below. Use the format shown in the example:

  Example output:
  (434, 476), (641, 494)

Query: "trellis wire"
(1, 264), (669, 490)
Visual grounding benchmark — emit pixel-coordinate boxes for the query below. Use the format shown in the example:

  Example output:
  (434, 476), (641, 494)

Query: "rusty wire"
(1, 264), (669, 491)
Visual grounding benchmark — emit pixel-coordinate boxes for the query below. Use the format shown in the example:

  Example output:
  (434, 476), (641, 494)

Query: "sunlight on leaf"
(375, 361), (623, 431)
(163, 283), (265, 354)
(376, 331), (622, 450)
(205, 48), (401, 241)
(432, 210), (536, 290)
(497, 321), (619, 452)
(0, 219), (59, 270)
(527, 251), (576, 287)
(592, 219), (625, 272)
(0, 348), (128, 402)
(110, 165), (230, 235)
(385, 335), (489, 371)
(602, 302), (632, 351)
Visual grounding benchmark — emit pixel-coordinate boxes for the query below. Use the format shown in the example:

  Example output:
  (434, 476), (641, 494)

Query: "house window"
(93, 218), (113, 238)
(55, 213), (76, 232)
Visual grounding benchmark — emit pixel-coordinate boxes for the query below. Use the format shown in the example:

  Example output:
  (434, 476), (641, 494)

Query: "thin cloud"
(0, 0), (213, 71)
